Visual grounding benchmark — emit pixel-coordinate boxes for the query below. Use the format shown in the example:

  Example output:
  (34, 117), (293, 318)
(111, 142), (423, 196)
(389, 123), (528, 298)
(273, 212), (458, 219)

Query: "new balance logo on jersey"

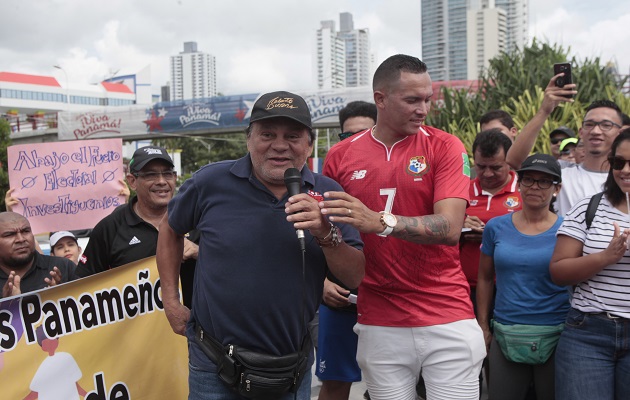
(351, 170), (367, 180)
(129, 236), (141, 245)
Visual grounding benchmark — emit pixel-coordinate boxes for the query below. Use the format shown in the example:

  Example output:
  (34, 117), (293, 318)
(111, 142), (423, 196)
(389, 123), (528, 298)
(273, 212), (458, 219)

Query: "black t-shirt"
(77, 196), (197, 308)
(0, 252), (77, 299)
(77, 197), (158, 278)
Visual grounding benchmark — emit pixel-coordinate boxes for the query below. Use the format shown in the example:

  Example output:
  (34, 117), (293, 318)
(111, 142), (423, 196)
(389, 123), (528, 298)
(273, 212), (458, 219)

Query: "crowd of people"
(2, 53), (629, 400)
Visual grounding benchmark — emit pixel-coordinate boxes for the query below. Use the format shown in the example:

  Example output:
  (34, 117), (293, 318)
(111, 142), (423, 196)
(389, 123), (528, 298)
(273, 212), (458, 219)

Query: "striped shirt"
(558, 195), (630, 319)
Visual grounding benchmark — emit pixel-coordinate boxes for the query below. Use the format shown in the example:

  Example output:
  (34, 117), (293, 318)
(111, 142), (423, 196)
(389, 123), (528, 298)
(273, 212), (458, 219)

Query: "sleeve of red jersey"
(322, 144), (342, 183)
(432, 135), (471, 205)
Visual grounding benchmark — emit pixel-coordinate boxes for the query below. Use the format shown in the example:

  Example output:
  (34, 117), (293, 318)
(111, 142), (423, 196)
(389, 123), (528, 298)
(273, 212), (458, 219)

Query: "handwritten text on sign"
(7, 139), (124, 233)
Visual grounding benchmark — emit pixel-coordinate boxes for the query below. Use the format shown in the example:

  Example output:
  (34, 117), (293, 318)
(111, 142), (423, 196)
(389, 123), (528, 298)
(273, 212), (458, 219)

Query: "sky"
(1, 0), (629, 96)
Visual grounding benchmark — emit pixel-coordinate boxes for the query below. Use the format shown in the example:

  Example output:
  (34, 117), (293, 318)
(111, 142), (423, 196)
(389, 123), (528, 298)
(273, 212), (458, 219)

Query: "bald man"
(0, 212), (77, 298)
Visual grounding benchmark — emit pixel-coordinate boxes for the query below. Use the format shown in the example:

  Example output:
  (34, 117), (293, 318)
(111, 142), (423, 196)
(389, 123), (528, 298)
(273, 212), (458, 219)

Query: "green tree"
(0, 119), (12, 210)
(152, 133), (248, 181)
(427, 39), (627, 156)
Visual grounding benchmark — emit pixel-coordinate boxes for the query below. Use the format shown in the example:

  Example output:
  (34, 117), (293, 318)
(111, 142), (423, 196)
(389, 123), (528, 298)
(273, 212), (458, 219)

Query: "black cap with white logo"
(129, 146), (174, 173)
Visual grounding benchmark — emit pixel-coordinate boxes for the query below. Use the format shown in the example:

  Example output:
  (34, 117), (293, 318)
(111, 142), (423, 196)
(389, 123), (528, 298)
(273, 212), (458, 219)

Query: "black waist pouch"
(194, 325), (310, 400)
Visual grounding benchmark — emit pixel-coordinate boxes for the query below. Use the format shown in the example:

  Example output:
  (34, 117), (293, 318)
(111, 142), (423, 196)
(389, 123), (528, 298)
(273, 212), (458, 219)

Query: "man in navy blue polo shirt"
(157, 91), (365, 400)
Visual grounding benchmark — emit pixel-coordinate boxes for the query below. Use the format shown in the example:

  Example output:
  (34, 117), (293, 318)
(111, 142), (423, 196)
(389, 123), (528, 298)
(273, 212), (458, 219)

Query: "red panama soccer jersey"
(324, 126), (473, 327)
(459, 172), (521, 288)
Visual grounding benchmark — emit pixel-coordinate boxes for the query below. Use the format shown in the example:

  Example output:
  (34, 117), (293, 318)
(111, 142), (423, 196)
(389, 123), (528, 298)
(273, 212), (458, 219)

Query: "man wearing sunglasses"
(77, 146), (198, 304)
(506, 73), (624, 216)
(549, 126), (575, 159)
(337, 101), (378, 142)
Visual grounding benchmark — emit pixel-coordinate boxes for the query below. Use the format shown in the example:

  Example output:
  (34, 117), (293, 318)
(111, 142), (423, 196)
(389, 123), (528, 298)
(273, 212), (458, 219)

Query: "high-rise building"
(421, 0), (525, 81)
(315, 13), (370, 89)
(467, 4), (507, 79)
(495, 0), (528, 51)
(338, 12), (371, 88)
(316, 20), (346, 89)
(169, 41), (216, 101)
(161, 84), (170, 102)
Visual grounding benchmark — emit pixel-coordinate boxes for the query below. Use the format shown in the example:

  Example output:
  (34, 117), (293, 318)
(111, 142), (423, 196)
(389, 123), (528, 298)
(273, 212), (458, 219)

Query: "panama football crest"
(407, 156), (429, 177)
(307, 189), (324, 202)
(504, 196), (520, 209)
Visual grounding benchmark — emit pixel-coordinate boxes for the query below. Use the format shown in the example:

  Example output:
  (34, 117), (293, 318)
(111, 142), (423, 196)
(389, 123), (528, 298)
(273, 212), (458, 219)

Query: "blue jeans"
(188, 360), (312, 400)
(555, 308), (630, 400)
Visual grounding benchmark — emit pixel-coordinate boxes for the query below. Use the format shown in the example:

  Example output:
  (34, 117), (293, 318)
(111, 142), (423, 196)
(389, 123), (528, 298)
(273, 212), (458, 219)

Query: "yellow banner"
(0, 257), (188, 399)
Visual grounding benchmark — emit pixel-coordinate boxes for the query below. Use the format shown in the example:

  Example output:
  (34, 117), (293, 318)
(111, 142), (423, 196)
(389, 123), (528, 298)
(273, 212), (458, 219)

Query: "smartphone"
(553, 63), (573, 98)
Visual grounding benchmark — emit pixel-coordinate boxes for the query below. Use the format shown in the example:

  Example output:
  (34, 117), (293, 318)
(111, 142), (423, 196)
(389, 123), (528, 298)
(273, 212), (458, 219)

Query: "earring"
(553, 193), (557, 197)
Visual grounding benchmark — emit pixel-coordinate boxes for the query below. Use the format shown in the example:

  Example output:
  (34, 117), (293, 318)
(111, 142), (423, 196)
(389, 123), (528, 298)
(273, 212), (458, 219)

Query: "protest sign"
(7, 138), (125, 233)
(0, 257), (188, 399)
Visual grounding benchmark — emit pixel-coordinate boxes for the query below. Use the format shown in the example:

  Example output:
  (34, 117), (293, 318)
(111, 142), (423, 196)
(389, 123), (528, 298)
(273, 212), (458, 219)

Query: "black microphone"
(284, 168), (305, 249)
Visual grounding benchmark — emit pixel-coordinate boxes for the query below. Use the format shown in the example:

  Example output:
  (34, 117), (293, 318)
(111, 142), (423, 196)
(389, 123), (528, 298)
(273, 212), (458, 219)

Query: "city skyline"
(1, 0), (629, 97)
(315, 12), (372, 90)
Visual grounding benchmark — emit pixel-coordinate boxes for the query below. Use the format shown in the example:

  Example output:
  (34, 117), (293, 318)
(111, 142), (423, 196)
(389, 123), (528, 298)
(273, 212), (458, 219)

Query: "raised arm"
(506, 74), (576, 169)
(5, 188), (18, 212)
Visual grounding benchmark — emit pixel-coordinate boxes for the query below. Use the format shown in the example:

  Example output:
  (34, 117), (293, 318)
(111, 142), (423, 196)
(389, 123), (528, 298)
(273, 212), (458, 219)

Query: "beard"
(3, 249), (36, 271)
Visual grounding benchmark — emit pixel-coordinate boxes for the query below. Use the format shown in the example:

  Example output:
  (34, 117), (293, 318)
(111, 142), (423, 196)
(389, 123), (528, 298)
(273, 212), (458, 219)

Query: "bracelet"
(318, 223), (334, 241)
(316, 223), (342, 248)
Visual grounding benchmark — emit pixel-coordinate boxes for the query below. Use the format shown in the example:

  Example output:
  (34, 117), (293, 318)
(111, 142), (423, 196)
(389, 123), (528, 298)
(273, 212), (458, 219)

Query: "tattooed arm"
(320, 193), (467, 246)
(393, 198), (467, 245)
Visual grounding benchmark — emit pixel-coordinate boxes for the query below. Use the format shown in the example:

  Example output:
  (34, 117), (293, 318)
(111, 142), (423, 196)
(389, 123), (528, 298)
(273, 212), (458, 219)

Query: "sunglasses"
(609, 156), (630, 171)
(338, 130), (364, 141)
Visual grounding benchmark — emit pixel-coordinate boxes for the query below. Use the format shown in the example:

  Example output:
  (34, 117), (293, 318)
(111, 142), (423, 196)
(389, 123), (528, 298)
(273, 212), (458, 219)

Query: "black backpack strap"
(586, 192), (604, 229)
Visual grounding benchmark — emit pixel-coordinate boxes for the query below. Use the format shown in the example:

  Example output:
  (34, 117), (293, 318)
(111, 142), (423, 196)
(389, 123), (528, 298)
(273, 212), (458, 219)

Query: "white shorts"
(355, 319), (486, 400)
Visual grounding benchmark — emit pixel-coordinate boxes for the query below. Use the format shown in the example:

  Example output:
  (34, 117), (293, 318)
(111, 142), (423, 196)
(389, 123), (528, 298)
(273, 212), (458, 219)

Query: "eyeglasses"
(338, 130), (363, 140)
(519, 176), (558, 189)
(608, 156), (630, 171)
(582, 120), (621, 132)
(133, 170), (177, 180)
(550, 137), (566, 145)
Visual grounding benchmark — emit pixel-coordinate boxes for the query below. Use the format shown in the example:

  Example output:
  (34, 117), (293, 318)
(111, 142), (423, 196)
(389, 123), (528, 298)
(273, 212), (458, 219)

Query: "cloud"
(1, 0), (627, 98)
(529, 3), (630, 73)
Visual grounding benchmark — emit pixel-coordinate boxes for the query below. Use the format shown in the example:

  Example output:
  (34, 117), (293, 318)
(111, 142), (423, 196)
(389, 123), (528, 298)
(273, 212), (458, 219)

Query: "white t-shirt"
(558, 195), (630, 318)
(555, 163), (607, 216)
(30, 352), (82, 400)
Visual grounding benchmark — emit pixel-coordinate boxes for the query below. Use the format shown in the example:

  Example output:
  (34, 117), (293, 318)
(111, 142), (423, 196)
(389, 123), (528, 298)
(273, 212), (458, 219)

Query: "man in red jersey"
(461, 129), (521, 303)
(321, 54), (485, 400)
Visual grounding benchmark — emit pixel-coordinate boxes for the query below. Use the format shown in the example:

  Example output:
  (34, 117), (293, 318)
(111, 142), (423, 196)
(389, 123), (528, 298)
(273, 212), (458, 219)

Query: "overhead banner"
(7, 138), (124, 234)
(55, 82), (480, 141)
(56, 88), (376, 140)
(0, 257), (188, 400)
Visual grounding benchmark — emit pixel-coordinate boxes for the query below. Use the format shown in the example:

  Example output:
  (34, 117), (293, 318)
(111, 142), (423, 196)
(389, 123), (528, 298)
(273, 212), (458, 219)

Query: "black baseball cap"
(517, 153), (562, 183)
(249, 91), (312, 129)
(129, 146), (174, 173)
(550, 126), (575, 138)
